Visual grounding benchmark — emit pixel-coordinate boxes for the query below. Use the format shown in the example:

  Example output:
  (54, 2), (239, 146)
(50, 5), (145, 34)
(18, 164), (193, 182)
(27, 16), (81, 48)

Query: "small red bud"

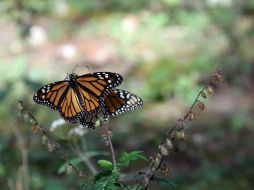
(31, 125), (40, 133)
(197, 101), (205, 110)
(212, 70), (225, 83)
(160, 163), (170, 176)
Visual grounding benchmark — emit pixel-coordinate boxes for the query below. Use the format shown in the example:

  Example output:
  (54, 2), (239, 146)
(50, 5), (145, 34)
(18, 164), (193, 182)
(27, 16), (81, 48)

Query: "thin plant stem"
(12, 124), (30, 190)
(103, 124), (117, 168)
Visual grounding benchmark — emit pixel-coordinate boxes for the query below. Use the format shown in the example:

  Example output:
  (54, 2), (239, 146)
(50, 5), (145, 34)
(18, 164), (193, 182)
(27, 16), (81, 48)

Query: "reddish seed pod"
(162, 166), (170, 175)
(160, 163), (170, 175)
(197, 101), (205, 110)
(212, 70), (224, 83)
(31, 125), (40, 133)
(211, 74), (219, 82)
(216, 70), (225, 81)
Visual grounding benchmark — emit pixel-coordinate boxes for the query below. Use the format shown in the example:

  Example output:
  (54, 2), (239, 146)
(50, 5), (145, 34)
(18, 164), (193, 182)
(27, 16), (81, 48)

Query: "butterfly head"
(66, 73), (78, 85)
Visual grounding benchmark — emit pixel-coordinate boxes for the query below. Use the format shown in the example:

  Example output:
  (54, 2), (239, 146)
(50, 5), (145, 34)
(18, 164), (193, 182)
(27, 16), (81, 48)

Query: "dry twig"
(102, 123), (117, 168)
(139, 70), (225, 189)
(17, 101), (86, 179)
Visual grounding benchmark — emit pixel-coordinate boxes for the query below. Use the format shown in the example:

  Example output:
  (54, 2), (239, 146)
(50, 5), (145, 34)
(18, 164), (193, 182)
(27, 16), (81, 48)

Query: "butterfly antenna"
(85, 65), (92, 73)
(72, 64), (79, 73)
(73, 63), (92, 74)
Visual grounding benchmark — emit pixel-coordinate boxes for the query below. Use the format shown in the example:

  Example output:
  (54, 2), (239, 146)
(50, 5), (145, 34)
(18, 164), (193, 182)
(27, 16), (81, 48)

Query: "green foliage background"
(0, 0), (254, 189)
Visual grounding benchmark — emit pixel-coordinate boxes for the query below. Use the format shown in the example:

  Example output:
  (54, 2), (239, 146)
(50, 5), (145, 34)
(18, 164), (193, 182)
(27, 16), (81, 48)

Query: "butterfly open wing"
(33, 72), (123, 123)
(33, 81), (84, 122)
(58, 88), (84, 123)
(80, 89), (143, 128)
(33, 81), (69, 110)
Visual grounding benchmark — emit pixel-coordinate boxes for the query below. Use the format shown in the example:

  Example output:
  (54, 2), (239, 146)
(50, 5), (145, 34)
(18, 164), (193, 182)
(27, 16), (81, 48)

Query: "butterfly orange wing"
(76, 72), (123, 113)
(33, 81), (84, 123)
(80, 89), (143, 128)
(33, 72), (123, 123)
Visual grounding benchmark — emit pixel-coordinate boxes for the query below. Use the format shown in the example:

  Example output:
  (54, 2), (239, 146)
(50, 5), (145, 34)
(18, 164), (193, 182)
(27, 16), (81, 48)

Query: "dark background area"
(0, 0), (254, 189)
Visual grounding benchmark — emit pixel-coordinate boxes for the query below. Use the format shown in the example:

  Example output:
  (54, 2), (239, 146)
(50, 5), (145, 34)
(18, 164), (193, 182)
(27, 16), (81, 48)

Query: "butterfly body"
(66, 73), (86, 109)
(67, 73), (78, 86)
(33, 72), (123, 123)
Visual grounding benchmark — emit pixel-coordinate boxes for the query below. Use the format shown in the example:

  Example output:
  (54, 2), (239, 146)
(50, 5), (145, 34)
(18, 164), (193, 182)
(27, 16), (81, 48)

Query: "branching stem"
(138, 70), (224, 189)
(17, 101), (86, 179)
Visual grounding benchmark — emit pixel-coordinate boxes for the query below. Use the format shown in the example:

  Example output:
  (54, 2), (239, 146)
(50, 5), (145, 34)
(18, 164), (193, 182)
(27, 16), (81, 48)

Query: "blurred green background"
(0, 0), (254, 189)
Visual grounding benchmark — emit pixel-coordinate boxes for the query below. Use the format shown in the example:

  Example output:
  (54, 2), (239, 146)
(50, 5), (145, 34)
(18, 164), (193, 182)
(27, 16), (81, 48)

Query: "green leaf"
(94, 176), (120, 190)
(82, 180), (93, 190)
(98, 160), (113, 170)
(118, 151), (148, 168)
(94, 171), (120, 190)
(83, 170), (121, 190)
(94, 170), (113, 182)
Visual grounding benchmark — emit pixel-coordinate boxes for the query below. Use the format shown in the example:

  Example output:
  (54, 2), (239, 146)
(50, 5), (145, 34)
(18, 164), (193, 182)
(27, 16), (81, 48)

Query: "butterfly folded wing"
(102, 89), (143, 118)
(79, 89), (143, 128)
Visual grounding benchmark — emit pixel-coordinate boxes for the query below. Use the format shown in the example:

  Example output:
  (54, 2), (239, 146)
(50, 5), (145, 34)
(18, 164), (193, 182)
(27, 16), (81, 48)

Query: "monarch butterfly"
(80, 89), (143, 128)
(33, 72), (123, 123)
